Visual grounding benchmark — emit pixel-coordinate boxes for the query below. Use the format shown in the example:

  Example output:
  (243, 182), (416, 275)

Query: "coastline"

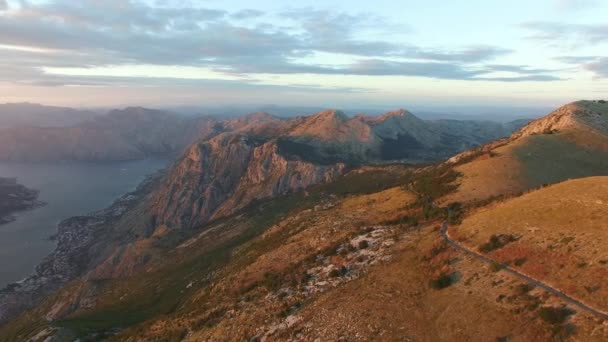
(0, 177), (46, 226)
(0, 170), (165, 324)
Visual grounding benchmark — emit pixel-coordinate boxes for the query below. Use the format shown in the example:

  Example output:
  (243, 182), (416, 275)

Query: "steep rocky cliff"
(149, 132), (345, 230)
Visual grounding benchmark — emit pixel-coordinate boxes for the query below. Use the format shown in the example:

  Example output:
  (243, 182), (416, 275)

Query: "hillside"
(5, 164), (608, 341)
(445, 100), (608, 203)
(451, 177), (608, 313)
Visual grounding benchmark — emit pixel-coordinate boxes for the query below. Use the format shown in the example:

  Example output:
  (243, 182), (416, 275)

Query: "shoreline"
(0, 170), (165, 324)
(0, 177), (47, 226)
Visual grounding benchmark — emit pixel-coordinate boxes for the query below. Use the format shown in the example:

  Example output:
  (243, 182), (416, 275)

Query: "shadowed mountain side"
(446, 100), (608, 203)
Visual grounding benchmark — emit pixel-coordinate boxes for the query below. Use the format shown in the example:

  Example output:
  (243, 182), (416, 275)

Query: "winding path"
(441, 222), (608, 321)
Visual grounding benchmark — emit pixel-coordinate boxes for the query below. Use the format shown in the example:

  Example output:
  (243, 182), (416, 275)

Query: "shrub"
(429, 271), (461, 289)
(328, 266), (348, 278)
(490, 261), (504, 272)
(539, 306), (575, 325)
(479, 234), (519, 253)
(514, 283), (535, 295)
(382, 214), (418, 226)
(427, 241), (448, 259)
(447, 202), (464, 225)
(358, 240), (369, 249)
(262, 272), (283, 291)
(514, 257), (527, 266)
(328, 268), (341, 278)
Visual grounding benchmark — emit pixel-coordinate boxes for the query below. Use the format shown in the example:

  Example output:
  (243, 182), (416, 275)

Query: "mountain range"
(1, 100), (608, 341)
(0, 104), (525, 162)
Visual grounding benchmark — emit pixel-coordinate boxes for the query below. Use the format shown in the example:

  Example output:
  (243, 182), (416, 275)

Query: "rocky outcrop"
(149, 133), (345, 230)
(512, 100), (608, 139)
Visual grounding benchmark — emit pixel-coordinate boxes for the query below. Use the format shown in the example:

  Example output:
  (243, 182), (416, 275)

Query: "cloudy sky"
(0, 0), (607, 108)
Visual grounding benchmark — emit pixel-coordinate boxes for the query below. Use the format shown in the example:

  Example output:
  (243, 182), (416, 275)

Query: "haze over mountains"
(1, 100), (608, 341)
(0, 103), (527, 162)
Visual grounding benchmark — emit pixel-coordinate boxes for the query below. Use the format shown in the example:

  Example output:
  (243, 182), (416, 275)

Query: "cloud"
(554, 55), (600, 64)
(475, 75), (562, 82)
(521, 21), (608, 44)
(554, 55), (608, 78)
(555, 0), (599, 11)
(230, 9), (264, 20)
(584, 58), (608, 77)
(0, 0), (7, 11)
(218, 58), (559, 82)
(412, 46), (511, 63)
(0, 1), (559, 85)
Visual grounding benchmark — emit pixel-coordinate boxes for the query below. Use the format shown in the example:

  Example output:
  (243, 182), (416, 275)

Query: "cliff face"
(149, 133), (345, 230)
(145, 108), (524, 232)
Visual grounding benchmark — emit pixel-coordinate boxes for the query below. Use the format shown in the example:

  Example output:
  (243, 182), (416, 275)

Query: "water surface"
(0, 159), (169, 288)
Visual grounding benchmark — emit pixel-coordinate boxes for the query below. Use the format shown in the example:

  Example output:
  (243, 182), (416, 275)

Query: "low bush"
(513, 257), (527, 266)
(479, 234), (519, 253)
(429, 271), (461, 289)
(358, 240), (369, 249)
(514, 283), (535, 295)
(490, 261), (504, 272)
(539, 306), (575, 325)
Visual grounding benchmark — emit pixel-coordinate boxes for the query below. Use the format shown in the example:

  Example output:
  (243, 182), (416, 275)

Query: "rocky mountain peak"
(512, 100), (608, 139)
(308, 109), (349, 123)
(372, 109), (412, 123)
(241, 112), (277, 123)
(288, 109), (367, 142)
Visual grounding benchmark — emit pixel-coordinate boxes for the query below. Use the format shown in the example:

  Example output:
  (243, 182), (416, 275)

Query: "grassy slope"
(452, 177), (608, 312)
(513, 134), (608, 188)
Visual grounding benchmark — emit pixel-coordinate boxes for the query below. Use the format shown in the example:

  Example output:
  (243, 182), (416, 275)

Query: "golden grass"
(340, 186), (416, 224)
(272, 226), (556, 342)
(453, 176), (608, 312)
(444, 140), (527, 203)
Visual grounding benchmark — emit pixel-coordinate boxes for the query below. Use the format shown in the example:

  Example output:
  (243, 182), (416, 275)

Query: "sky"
(0, 0), (607, 109)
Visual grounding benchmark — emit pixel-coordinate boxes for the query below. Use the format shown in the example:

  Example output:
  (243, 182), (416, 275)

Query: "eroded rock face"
(512, 103), (584, 138)
(149, 133), (345, 230)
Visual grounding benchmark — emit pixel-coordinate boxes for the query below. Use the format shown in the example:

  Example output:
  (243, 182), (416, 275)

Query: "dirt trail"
(442, 222), (608, 321)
